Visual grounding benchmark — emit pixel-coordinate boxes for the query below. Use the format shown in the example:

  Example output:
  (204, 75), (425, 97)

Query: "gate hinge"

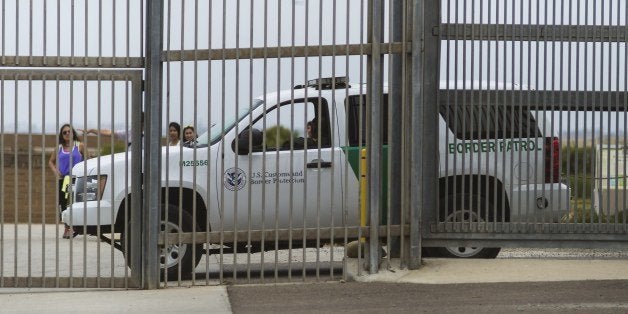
(141, 80), (145, 92)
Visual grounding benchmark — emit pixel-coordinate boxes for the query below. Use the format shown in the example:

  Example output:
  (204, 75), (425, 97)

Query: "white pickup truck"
(64, 77), (570, 279)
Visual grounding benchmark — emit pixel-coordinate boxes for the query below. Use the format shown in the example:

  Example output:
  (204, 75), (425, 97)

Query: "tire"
(122, 204), (203, 281)
(425, 193), (501, 259)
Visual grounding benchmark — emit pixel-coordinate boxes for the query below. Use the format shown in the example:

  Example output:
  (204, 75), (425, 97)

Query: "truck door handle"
(307, 160), (332, 168)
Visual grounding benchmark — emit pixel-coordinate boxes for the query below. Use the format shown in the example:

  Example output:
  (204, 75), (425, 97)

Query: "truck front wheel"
(160, 206), (203, 280)
(122, 204), (203, 281)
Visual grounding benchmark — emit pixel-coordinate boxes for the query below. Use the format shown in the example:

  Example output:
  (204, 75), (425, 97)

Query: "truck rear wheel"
(425, 193), (501, 259)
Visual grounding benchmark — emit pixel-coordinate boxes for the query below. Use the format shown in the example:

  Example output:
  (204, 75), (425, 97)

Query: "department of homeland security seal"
(224, 167), (246, 191)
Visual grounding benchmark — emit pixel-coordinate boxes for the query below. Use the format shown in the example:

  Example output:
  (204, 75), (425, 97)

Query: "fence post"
(387, 0), (404, 260)
(409, 0), (440, 269)
(367, 0), (385, 274)
(144, 0), (164, 289)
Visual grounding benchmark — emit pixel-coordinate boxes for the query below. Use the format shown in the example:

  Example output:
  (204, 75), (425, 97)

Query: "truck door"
(220, 97), (338, 233)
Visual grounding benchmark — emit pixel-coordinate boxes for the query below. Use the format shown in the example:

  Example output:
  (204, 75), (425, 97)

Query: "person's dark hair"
(58, 123), (80, 145)
(307, 118), (318, 139)
(169, 122), (181, 139)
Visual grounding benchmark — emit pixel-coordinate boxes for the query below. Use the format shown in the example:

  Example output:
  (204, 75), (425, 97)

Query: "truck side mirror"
(231, 128), (263, 155)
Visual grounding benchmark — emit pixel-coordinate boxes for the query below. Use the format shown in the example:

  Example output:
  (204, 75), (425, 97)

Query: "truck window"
(439, 104), (540, 140)
(345, 94), (389, 147)
(250, 98), (331, 151)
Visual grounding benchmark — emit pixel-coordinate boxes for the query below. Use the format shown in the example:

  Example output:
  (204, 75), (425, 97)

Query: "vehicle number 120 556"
(180, 160), (209, 167)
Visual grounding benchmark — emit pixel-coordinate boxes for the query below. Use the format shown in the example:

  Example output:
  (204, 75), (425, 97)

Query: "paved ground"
(227, 280), (628, 314)
(3, 257), (628, 313)
(2, 224), (628, 313)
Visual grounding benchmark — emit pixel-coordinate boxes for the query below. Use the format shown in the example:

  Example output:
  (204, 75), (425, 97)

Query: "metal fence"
(145, 0), (414, 287)
(0, 0), (145, 288)
(2, 0), (628, 290)
(422, 0), (628, 256)
(0, 0), (414, 288)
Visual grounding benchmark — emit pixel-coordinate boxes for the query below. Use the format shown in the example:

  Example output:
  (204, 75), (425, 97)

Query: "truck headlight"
(75, 175), (107, 202)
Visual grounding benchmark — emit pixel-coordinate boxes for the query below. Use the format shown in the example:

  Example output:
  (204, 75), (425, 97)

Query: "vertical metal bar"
(28, 74), (33, 287)
(288, 0), (295, 283)
(122, 75), (130, 288)
(144, 0), (164, 290)
(623, 0), (628, 231)
(367, 0), (383, 274)
(83, 0), (88, 66)
(409, 0), (423, 270)
(28, 0), (32, 65)
(109, 77), (116, 285)
(112, 0), (117, 67)
(482, 0), (490, 230)
(423, 0), (439, 258)
(1, 0), (5, 64)
(524, 2), (532, 231)
(141, 0), (145, 60)
(40, 76), (47, 284)
(98, 0), (102, 66)
(204, 0), (213, 286)
(15, 0), (19, 66)
(219, 0), (227, 284)
(275, 0), (283, 283)
(191, 0), (200, 287)
(355, 0), (365, 276)
(412, 0), (440, 270)
(178, 0), (186, 285)
(471, 0), (478, 232)
(300, 0), (309, 282)
(13, 77), (19, 285)
(163, 0), (172, 287)
(126, 0), (130, 66)
(330, 0), (337, 281)
(246, 0), (255, 283)
(617, 2), (628, 232)
(128, 71), (142, 288)
(556, 0), (565, 232)
(342, 0), (351, 280)
(233, 0), (241, 283)
(56, 0), (60, 66)
(1, 75), (4, 286)
(95, 75), (100, 287)
(54, 75), (60, 286)
(607, 0), (615, 226)
(81, 76), (88, 283)
(583, 0), (590, 228)
(388, 0), (403, 260)
(400, 0), (412, 268)
(532, 0), (540, 227)
(571, 1), (578, 225)
(261, 0), (269, 283)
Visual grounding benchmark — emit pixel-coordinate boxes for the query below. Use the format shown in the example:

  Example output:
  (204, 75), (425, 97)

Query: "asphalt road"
(227, 280), (628, 314)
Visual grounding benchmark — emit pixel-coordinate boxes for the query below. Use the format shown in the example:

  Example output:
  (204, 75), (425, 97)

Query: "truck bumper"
(510, 183), (571, 223)
(61, 201), (115, 227)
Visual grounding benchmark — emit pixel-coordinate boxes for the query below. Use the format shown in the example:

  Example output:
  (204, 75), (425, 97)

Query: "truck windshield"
(197, 99), (264, 145)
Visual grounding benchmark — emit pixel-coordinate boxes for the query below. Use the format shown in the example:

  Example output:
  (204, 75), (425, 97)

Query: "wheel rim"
(444, 209), (485, 258)
(160, 220), (188, 270)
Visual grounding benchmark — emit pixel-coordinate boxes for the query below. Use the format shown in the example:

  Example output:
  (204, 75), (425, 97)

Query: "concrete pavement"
(0, 286), (232, 314)
(2, 224), (628, 312)
(2, 257), (628, 313)
(348, 258), (628, 284)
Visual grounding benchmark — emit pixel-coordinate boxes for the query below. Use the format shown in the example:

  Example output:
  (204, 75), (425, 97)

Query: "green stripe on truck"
(342, 145), (389, 224)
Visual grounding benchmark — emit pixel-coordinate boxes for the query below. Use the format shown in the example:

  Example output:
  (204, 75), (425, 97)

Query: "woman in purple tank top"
(48, 124), (85, 239)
